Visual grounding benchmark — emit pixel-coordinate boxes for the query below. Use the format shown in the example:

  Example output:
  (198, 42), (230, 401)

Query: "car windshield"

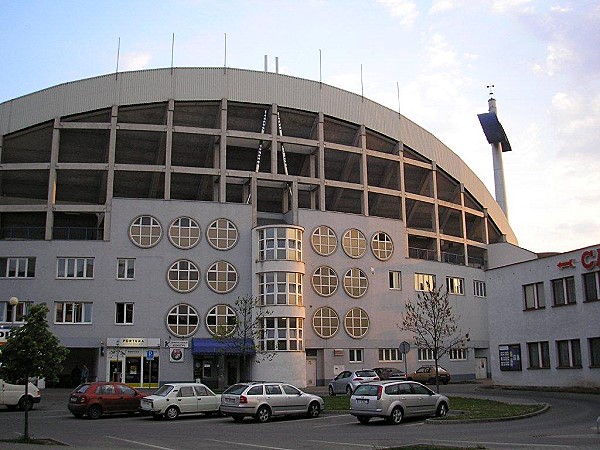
(353, 385), (379, 396)
(153, 385), (174, 396)
(356, 370), (377, 377)
(223, 383), (250, 395)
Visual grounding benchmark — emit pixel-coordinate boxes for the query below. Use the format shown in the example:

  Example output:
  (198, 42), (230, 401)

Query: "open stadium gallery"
(0, 68), (598, 389)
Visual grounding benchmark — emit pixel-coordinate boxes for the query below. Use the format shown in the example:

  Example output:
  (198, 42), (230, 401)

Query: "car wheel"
(436, 402), (448, 417)
(386, 406), (403, 424)
(346, 385), (353, 396)
(307, 401), (321, 418)
(87, 404), (103, 420)
(255, 405), (271, 423)
(328, 385), (335, 396)
(18, 396), (33, 411)
(231, 414), (245, 422)
(164, 406), (179, 420)
(357, 416), (371, 424)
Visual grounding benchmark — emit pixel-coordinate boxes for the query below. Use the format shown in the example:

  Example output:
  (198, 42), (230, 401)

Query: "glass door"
(124, 357), (141, 385)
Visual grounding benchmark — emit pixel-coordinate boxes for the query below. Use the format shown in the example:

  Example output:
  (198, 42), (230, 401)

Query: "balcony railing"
(408, 247), (437, 261)
(441, 251), (465, 266)
(53, 227), (103, 240)
(0, 227), (45, 240)
(467, 255), (486, 269)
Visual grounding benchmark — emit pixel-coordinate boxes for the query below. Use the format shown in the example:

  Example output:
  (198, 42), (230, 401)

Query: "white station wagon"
(140, 382), (221, 420)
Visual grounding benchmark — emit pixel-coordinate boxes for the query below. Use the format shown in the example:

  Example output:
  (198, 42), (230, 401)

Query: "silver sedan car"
(350, 380), (449, 424)
(328, 369), (380, 396)
(220, 381), (325, 423)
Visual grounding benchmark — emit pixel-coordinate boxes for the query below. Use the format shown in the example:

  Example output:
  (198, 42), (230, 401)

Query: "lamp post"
(9, 296), (19, 321)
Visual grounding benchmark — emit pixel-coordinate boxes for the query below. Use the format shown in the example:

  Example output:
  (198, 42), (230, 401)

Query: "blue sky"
(1, 0), (599, 253)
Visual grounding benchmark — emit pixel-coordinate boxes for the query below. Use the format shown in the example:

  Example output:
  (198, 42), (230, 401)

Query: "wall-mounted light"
(100, 340), (105, 356)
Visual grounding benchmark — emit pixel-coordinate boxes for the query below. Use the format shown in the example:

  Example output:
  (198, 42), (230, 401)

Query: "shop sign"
(581, 248), (600, 270)
(498, 344), (522, 371)
(107, 337), (161, 348)
(169, 347), (184, 363)
(0, 327), (14, 346)
(167, 340), (189, 348)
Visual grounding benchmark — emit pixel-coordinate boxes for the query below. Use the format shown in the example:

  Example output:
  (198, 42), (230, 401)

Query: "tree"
(399, 283), (469, 392)
(0, 303), (68, 440)
(213, 294), (274, 381)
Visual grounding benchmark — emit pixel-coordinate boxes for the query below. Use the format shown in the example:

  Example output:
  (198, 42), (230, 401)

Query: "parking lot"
(1, 384), (600, 449)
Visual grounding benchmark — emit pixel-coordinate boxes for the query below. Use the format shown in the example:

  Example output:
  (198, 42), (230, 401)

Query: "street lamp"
(9, 297), (19, 323)
(9, 296), (19, 306)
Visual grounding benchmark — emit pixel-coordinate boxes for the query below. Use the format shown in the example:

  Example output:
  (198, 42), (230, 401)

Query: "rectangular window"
(414, 273), (435, 292)
(379, 348), (403, 362)
(583, 271), (600, 302)
(57, 258), (94, 279)
(589, 337), (600, 367)
(54, 302), (92, 324)
(115, 303), (134, 325)
(551, 276), (576, 306)
(523, 282), (545, 310)
(0, 257), (36, 278)
(349, 348), (363, 363)
(556, 339), (582, 368)
(418, 348), (435, 361)
(473, 280), (486, 297)
(117, 258), (135, 280)
(527, 341), (550, 369)
(389, 271), (402, 290)
(449, 348), (468, 360)
(446, 276), (464, 295)
(0, 301), (31, 323)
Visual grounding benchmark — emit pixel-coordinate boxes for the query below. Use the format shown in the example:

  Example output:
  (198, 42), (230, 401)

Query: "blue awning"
(192, 338), (255, 355)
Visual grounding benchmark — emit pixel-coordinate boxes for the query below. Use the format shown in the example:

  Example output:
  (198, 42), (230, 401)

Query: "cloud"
(120, 52), (153, 71)
(429, 0), (466, 14)
(377, 0), (419, 26)
(550, 91), (600, 154)
(491, 0), (534, 14)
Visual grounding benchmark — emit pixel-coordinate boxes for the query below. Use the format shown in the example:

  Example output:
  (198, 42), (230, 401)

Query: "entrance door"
(125, 357), (141, 385)
(475, 357), (487, 379)
(109, 360), (123, 382)
(306, 358), (317, 386)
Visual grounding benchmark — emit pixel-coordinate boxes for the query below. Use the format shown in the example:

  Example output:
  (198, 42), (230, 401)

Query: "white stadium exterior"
(0, 67), (598, 389)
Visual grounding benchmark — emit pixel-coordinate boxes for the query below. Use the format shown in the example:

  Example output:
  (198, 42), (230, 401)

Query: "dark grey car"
(328, 369), (380, 396)
(350, 380), (449, 424)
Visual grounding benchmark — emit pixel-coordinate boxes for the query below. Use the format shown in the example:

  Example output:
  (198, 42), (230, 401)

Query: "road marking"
(205, 439), (294, 449)
(307, 439), (374, 448)
(107, 436), (176, 449)
(430, 439), (576, 449)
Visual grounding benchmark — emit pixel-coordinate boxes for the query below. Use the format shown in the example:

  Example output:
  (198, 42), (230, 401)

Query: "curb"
(424, 402), (551, 424)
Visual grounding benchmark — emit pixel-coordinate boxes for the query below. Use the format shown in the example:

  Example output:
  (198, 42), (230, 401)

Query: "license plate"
(225, 397), (236, 404)
(356, 398), (369, 404)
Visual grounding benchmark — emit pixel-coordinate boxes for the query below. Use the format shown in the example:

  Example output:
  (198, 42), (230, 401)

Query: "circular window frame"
(166, 259), (200, 293)
(205, 304), (238, 337)
(310, 225), (337, 256)
(344, 307), (370, 339)
(341, 228), (367, 259)
(165, 303), (200, 338)
(312, 306), (340, 339)
(370, 231), (394, 261)
(206, 218), (239, 251)
(343, 267), (369, 298)
(311, 266), (339, 297)
(168, 216), (201, 249)
(129, 215), (163, 248)
(206, 260), (238, 294)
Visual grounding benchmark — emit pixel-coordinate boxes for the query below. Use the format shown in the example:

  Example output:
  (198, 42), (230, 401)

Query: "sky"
(1, 0), (599, 253)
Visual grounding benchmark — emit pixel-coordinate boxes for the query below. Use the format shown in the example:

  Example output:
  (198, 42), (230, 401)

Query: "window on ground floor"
(556, 339), (582, 368)
(379, 348), (403, 362)
(527, 341), (550, 369)
(589, 337), (600, 367)
(349, 348), (363, 363)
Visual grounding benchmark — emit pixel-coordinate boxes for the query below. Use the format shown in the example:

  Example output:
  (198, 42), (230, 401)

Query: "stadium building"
(0, 67), (597, 389)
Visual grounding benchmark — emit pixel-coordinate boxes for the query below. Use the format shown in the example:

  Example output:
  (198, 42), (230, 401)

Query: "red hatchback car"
(68, 382), (144, 419)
